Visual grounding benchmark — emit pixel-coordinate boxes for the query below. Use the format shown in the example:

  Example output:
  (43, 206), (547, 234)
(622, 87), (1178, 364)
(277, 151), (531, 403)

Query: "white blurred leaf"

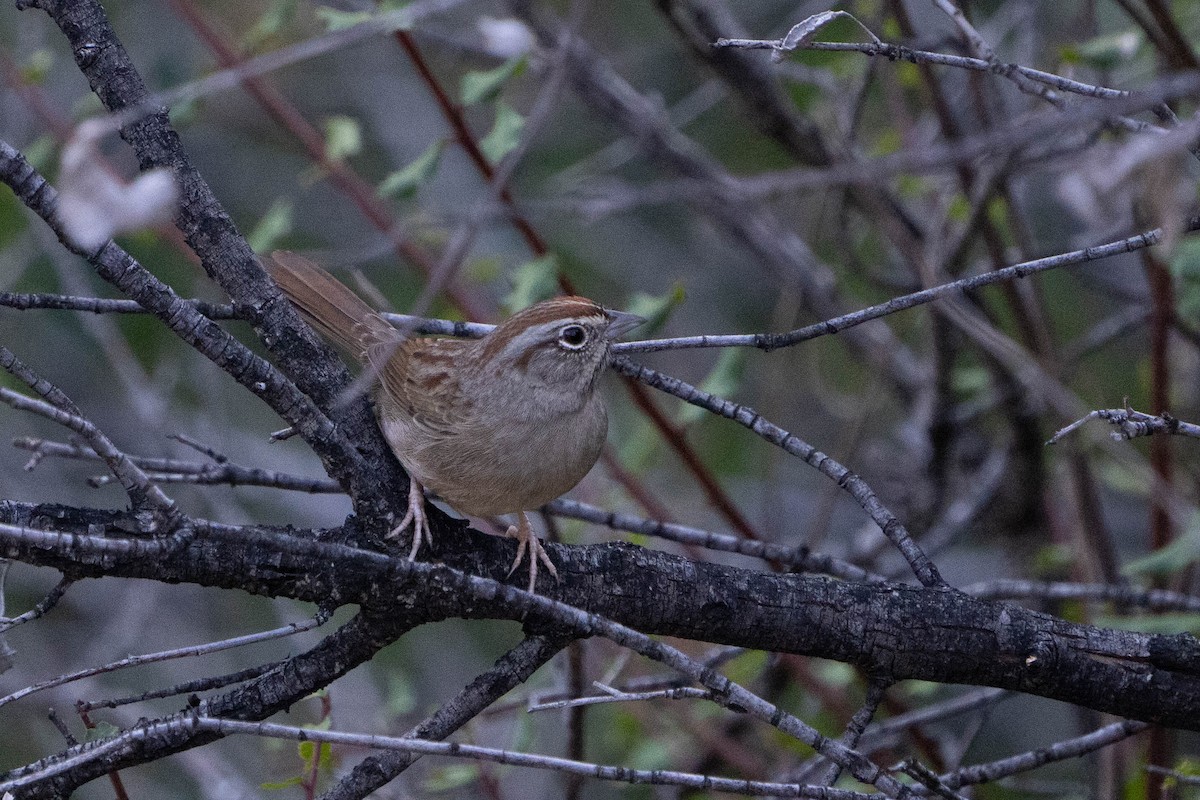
(56, 118), (179, 252)
(774, 11), (880, 62)
(477, 17), (535, 59)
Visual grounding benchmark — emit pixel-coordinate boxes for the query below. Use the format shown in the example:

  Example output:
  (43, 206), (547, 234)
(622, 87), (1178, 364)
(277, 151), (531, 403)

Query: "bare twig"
(546, 497), (881, 582)
(1048, 407), (1200, 444)
(0, 291), (236, 318)
(191, 717), (877, 799)
(938, 719), (1149, 790)
(0, 358), (180, 525)
(963, 579), (1200, 612)
(0, 612), (328, 711)
(528, 682), (713, 712)
(0, 576), (76, 633)
(610, 358), (944, 588)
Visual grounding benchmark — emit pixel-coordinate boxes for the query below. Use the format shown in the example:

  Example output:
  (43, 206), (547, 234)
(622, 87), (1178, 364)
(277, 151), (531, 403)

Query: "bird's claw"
(504, 514), (559, 593)
(387, 479), (433, 560)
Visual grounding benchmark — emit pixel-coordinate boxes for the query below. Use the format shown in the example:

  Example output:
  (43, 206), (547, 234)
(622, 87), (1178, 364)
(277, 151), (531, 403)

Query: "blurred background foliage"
(2, 0), (1200, 797)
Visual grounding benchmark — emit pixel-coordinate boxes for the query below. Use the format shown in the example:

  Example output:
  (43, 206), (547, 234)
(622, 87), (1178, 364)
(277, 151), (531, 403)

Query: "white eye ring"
(558, 324), (588, 349)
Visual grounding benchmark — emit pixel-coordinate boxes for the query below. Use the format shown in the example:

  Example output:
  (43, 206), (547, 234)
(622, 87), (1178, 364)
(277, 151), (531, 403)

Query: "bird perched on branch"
(266, 251), (643, 592)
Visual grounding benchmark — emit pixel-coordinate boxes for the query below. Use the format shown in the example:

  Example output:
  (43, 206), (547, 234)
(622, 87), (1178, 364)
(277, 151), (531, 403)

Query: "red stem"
(167, 0), (491, 321)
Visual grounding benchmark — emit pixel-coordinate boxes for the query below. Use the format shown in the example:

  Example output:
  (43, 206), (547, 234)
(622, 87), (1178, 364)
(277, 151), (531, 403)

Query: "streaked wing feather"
(379, 338), (476, 438)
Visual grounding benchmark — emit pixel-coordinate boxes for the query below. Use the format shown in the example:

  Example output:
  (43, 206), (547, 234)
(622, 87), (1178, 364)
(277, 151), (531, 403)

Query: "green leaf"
(386, 671), (415, 716)
(378, 140), (445, 199)
(479, 101), (525, 165)
(1066, 30), (1143, 70)
(677, 349), (746, 425)
(460, 57), (527, 106)
(723, 649), (768, 686)
(623, 284), (685, 336)
(247, 198), (294, 253)
(424, 764), (479, 791)
(1031, 543), (1075, 578)
(83, 721), (121, 742)
(1093, 612), (1200, 635)
(242, 0), (298, 50)
(323, 115), (362, 163)
(1122, 520), (1200, 578)
(503, 254), (559, 313)
(0, 181), (29, 252)
(1170, 238), (1200, 323)
(20, 49), (54, 84)
(261, 776), (304, 790)
(628, 738), (672, 771)
(315, 7), (374, 31)
(951, 365), (990, 397)
(297, 739), (334, 769)
(22, 134), (57, 173)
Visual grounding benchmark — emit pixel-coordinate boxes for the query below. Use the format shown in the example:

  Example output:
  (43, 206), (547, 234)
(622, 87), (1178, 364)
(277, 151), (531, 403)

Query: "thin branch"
(192, 717), (878, 799)
(822, 678), (892, 786)
(0, 576), (76, 633)
(78, 661), (282, 713)
(564, 80), (1200, 215)
(527, 683), (713, 712)
(963, 580), (1200, 613)
(611, 227), (1170, 355)
(373, 223), (1170, 367)
(163, 0), (492, 319)
(936, 719), (1149, 791)
(509, 0), (924, 396)
(546, 497), (881, 582)
(789, 688), (1012, 784)
(1145, 764), (1200, 786)
(610, 358), (944, 588)
(927, 0), (1059, 105)
(0, 137), (370, 497)
(0, 291), (237, 318)
(321, 632), (571, 799)
(0, 611), (416, 798)
(0, 612), (328, 711)
(0, 362), (180, 525)
(393, 30), (549, 257)
(12, 437), (344, 493)
(1048, 407), (1200, 444)
(35, 0), (472, 139)
(714, 27), (1164, 110)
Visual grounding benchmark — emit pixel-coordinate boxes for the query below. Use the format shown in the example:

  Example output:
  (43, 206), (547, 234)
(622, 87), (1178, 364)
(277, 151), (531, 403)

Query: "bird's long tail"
(265, 250), (397, 363)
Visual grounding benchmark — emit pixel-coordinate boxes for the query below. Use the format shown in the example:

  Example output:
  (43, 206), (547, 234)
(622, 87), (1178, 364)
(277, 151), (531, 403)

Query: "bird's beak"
(605, 309), (645, 339)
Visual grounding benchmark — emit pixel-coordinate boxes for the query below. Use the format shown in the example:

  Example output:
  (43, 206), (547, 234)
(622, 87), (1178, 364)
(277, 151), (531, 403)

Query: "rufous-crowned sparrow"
(267, 251), (643, 592)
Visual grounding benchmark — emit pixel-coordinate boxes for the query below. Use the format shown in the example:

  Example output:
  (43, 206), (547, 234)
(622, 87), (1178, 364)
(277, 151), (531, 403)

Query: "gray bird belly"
(399, 399), (607, 517)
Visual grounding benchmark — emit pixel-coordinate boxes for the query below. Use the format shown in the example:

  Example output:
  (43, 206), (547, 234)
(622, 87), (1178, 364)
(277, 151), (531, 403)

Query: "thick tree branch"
(1, 501), (1199, 734)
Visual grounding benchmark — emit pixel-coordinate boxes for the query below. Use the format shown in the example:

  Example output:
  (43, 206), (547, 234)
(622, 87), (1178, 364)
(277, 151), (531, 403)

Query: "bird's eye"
(557, 324), (588, 349)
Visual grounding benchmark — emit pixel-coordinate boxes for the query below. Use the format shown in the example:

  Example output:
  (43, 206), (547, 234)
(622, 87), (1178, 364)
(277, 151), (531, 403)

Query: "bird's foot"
(387, 478), (433, 560)
(504, 512), (558, 593)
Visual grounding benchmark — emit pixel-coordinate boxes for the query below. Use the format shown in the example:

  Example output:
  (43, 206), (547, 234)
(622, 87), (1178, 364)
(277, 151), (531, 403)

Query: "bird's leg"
(387, 477), (433, 560)
(505, 511), (559, 593)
